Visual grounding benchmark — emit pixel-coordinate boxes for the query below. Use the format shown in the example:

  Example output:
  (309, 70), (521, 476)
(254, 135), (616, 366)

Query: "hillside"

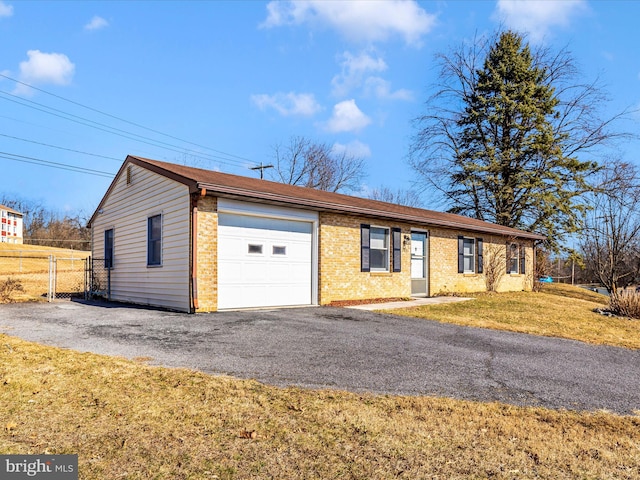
(0, 242), (90, 258)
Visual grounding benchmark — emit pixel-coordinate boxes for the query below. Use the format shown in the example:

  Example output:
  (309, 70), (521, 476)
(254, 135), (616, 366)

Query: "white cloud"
(251, 92), (322, 117)
(493, 0), (588, 43)
(261, 0), (436, 46)
(13, 50), (75, 95)
(331, 50), (387, 97)
(0, 1), (13, 18)
(84, 15), (109, 31)
(324, 99), (371, 133)
(331, 50), (412, 100)
(332, 140), (372, 159)
(363, 76), (413, 101)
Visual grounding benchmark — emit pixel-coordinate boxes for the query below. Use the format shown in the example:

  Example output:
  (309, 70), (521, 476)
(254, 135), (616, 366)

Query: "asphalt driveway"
(1, 300), (639, 415)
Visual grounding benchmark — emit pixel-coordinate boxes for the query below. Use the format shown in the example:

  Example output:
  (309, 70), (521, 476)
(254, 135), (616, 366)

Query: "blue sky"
(0, 0), (638, 216)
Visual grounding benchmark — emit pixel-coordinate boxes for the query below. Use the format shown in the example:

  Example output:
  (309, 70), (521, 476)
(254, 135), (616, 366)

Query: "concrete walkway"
(347, 296), (474, 311)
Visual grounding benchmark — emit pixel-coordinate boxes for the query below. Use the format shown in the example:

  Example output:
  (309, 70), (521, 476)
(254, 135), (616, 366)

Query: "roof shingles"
(100, 155), (545, 241)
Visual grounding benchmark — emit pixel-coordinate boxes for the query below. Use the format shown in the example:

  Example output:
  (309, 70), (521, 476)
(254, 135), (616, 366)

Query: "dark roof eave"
(198, 182), (546, 241)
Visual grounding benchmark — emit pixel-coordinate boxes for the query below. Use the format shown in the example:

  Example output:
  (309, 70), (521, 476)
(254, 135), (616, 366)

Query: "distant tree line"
(0, 196), (91, 250)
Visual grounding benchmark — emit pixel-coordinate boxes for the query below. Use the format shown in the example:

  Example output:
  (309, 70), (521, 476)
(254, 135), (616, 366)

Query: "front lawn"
(1, 334), (639, 479)
(388, 284), (640, 349)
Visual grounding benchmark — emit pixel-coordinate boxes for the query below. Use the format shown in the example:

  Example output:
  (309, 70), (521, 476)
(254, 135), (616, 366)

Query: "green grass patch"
(388, 284), (640, 349)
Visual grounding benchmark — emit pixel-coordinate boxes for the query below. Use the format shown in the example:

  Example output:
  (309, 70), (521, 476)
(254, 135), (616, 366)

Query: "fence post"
(53, 257), (57, 300)
(48, 255), (53, 302)
(84, 256), (89, 300)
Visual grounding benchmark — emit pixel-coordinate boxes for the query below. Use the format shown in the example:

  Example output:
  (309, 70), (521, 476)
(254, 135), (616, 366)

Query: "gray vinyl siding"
(91, 163), (191, 311)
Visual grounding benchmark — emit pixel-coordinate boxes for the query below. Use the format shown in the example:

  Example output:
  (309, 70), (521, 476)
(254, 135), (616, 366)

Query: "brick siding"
(195, 198), (535, 311)
(319, 213), (535, 303)
(195, 196), (218, 312)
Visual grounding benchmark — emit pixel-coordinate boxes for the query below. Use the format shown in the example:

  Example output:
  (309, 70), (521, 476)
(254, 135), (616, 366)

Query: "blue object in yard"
(539, 276), (553, 283)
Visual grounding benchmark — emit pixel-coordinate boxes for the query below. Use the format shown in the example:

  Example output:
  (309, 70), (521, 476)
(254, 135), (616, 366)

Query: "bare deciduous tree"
(580, 161), (640, 295)
(269, 136), (366, 193)
(0, 195), (90, 249)
(482, 241), (507, 292)
(368, 186), (423, 208)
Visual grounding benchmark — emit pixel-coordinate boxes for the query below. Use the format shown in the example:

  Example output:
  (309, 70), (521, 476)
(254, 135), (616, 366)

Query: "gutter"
(196, 182), (547, 241)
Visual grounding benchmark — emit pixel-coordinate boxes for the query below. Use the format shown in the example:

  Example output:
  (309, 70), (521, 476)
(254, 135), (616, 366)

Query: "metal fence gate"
(0, 252), (88, 302)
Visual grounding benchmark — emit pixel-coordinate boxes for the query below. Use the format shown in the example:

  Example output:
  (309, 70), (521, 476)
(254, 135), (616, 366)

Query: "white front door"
(218, 213), (313, 309)
(411, 232), (428, 296)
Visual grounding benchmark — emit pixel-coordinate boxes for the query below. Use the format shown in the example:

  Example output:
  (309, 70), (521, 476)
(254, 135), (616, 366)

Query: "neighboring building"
(0, 204), (24, 244)
(88, 156), (546, 313)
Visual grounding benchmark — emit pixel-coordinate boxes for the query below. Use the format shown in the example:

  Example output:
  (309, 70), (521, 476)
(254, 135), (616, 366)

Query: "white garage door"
(218, 213), (313, 309)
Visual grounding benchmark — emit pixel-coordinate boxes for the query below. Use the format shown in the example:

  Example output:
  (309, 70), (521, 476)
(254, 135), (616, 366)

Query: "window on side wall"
(104, 229), (114, 269)
(147, 214), (162, 266)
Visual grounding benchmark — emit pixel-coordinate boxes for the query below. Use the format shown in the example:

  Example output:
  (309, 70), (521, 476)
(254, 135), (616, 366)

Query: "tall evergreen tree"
(411, 31), (625, 249)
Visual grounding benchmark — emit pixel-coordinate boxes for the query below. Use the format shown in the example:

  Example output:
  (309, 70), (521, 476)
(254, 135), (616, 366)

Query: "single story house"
(88, 155), (546, 312)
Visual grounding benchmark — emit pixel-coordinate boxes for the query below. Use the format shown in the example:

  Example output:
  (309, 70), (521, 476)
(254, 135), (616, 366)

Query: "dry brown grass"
(1, 334), (638, 479)
(610, 290), (640, 320)
(389, 283), (640, 350)
(0, 244), (89, 301)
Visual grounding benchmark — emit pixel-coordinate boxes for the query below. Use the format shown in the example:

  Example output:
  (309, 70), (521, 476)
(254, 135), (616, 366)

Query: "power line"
(0, 72), (256, 164)
(0, 151), (114, 178)
(0, 133), (122, 162)
(0, 89), (251, 169)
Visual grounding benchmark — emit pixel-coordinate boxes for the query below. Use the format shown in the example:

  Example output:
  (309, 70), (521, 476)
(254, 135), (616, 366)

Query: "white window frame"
(508, 243), (519, 274)
(369, 226), (390, 272)
(463, 237), (475, 274)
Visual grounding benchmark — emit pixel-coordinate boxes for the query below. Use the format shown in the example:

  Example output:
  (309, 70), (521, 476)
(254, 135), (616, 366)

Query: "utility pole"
(250, 162), (274, 179)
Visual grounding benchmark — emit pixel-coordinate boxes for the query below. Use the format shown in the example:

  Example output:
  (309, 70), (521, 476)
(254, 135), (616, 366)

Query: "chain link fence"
(0, 251), (89, 302)
(85, 258), (111, 300)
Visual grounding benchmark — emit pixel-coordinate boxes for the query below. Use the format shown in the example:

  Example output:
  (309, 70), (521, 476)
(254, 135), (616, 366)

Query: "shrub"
(0, 277), (25, 303)
(608, 290), (640, 319)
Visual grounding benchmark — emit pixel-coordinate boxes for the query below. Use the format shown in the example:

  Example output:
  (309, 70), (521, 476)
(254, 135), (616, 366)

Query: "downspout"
(191, 194), (199, 312)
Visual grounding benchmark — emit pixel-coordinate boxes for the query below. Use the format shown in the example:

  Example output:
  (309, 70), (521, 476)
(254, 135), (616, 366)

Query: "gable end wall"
(90, 163), (191, 311)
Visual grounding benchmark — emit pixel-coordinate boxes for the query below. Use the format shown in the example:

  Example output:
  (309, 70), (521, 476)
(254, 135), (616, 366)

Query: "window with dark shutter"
(392, 228), (402, 272)
(459, 237), (475, 273)
(476, 238), (483, 274)
(508, 243), (519, 274)
(519, 244), (526, 274)
(361, 224), (370, 272)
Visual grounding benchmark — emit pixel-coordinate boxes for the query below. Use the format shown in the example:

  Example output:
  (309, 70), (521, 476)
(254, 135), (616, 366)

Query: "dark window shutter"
(476, 238), (483, 274)
(458, 236), (464, 274)
(392, 228), (402, 272)
(361, 224), (370, 272)
(519, 244), (526, 274)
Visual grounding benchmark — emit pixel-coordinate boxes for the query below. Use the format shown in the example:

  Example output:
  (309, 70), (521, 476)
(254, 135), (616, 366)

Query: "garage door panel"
(218, 212), (313, 309)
